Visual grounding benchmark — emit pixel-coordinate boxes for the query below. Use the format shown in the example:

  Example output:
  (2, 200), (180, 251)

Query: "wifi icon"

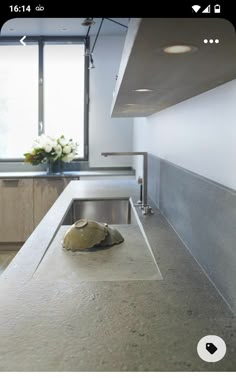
(192, 5), (201, 13)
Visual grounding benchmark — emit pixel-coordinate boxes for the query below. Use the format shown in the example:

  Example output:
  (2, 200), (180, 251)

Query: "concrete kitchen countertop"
(0, 180), (236, 372)
(34, 224), (162, 282)
(0, 169), (135, 178)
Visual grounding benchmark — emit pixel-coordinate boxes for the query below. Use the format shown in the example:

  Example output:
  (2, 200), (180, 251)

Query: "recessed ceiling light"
(61, 28), (69, 31)
(134, 89), (153, 92)
(9, 28), (15, 31)
(163, 45), (198, 54)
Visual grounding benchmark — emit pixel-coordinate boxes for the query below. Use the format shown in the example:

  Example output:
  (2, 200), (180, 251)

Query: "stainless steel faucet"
(101, 152), (153, 215)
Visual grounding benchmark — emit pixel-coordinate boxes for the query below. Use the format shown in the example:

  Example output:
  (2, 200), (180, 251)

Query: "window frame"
(0, 36), (89, 162)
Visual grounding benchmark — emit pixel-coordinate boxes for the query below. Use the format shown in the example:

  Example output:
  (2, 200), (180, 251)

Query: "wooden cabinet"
(33, 177), (73, 227)
(0, 179), (34, 243)
(0, 176), (78, 245)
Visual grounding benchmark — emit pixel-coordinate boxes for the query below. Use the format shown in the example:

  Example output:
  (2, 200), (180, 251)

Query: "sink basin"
(62, 198), (133, 225)
(33, 197), (163, 282)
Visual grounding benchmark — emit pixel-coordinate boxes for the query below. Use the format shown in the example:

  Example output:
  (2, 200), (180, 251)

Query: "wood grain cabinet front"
(33, 177), (76, 227)
(0, 179), (34, 243)
(0, 176), (78, 245)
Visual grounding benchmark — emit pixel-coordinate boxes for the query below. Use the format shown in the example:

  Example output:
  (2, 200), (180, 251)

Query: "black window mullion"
(38, 39), (44, 135)
(84, 40), (89, 160)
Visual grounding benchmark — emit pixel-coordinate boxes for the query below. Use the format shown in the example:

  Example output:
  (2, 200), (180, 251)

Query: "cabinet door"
(0, 179), (34, 242)
(33, 178), (74, 227)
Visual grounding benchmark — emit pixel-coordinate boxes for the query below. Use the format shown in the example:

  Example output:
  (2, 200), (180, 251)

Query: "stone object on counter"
(100, 224), (124, 247)
(62, 219), (124, 252)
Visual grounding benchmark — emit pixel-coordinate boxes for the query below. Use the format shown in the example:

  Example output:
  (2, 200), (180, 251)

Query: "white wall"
(89, 35), (133, 168)
(133, 80), (236, 190)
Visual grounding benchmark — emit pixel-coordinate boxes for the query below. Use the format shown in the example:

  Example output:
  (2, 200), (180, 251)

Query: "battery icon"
(214, 4), (221, 13)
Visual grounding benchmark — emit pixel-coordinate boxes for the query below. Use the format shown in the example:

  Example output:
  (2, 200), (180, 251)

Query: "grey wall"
(133, 80), (236, 190)
(148, 154), (161, 208)
(148, 153), (236, 314)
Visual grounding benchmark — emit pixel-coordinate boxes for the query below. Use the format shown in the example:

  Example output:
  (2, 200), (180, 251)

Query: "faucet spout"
(101, 151), (153, 215)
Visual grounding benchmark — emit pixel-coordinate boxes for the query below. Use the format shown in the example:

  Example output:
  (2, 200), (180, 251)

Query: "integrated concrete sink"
(34, 198), (162, 281)
(62, 198), (132, 225)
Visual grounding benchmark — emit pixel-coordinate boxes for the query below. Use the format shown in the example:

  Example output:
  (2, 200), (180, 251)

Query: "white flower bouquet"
(24, 134), (79, 165)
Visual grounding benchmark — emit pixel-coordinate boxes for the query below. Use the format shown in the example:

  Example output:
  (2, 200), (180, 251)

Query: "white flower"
(69, 142), (77, 151)
(59, 137), (67, 147)
(62, 152), (74, 162)
(37, 135), (53, 150)
(54, 144), (62, 156)
(50, 139), (57, 148)
(63, 145), (71, 154)
(44, 144), (53, 153)
(25, 134), (79, 165)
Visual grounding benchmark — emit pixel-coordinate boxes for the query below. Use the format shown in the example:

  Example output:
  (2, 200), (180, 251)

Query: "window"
(0, 38), (88, 161)
(0, 45), (38, 159)
(44, 43), (86, 158)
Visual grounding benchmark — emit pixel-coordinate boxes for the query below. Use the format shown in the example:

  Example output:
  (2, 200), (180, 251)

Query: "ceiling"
(0, 18), (129, 36)
(111, 18), (236, 117)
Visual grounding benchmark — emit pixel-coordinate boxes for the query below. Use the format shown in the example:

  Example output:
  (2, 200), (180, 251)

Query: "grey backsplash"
(148, 153), (236, 314)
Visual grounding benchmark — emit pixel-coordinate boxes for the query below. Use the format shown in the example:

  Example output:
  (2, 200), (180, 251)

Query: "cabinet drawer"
(0, 179), (34, 242)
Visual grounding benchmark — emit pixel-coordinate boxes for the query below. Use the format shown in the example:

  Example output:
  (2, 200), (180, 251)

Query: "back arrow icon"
(20, 36), (26, 46)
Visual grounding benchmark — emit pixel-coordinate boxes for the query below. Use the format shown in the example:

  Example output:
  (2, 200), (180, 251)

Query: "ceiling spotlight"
(88, 55), (95, 69)
(88, 62), (95, 69)
(84, 49), (91, 57)
(82, 18), (96, 26)
(84, 18), (126, 70)
(162, 45), (198, 54)
(134, 88), (153, 92)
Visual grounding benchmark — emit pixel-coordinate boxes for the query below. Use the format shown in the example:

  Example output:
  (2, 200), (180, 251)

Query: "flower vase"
(46, 160), (64, 175)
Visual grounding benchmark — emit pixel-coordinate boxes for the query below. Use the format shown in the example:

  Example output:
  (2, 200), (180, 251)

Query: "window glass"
(44, 43), (85, 158)
(0, 45), (38, 159)
(0, 41), (86, 160)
